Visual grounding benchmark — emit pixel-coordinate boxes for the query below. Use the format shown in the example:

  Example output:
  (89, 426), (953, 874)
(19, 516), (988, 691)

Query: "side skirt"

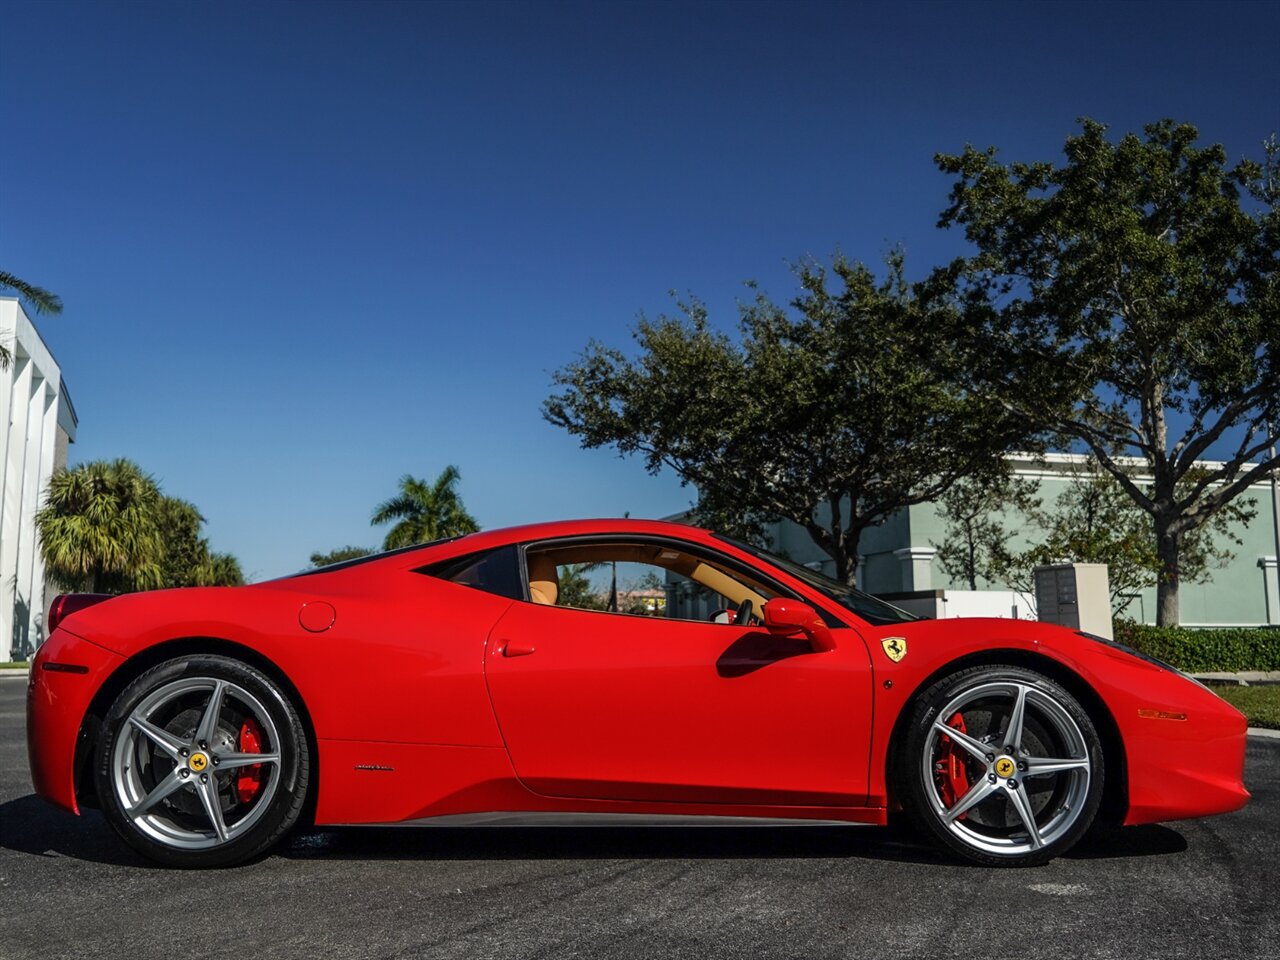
(339, 811), (881, 828)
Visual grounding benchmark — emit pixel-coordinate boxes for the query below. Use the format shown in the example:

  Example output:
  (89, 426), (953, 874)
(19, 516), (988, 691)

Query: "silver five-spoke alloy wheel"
(901, 665), (1104, 866)
(923, 680), (1091, 856)
(110, 675), (283, 851)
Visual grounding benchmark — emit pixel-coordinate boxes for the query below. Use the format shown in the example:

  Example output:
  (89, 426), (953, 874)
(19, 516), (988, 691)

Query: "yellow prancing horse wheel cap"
(994, 756), (1016, 778)
(188, 752), (209, 772)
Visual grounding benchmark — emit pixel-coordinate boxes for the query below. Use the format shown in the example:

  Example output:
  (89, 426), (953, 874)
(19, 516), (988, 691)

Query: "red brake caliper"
(237, 718), (265, 804)
(936, 711), (971, 818)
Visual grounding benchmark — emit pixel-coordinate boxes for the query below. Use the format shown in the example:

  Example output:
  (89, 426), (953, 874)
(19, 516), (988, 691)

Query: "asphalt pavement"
(1, 677), (1277, 960)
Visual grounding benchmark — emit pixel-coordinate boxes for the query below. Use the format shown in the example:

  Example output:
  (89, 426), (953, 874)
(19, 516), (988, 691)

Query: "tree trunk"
(800, 509), (861, 588)
(1155, 524), (1180, 627)
(833, 548), (859, 587)
(820, 526), (860, 588)
(839, 522), (866, 588)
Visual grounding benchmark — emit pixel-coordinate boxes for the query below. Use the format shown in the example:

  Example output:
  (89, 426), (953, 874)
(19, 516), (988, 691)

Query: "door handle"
(498, 641), (536, 658)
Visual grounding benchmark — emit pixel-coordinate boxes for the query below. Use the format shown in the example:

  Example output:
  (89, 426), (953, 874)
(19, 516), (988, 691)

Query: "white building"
(0, 298), (77, 661)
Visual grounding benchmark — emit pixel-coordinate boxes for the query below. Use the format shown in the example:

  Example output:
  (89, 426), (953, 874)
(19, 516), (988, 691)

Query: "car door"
(483, 543), (874, 807)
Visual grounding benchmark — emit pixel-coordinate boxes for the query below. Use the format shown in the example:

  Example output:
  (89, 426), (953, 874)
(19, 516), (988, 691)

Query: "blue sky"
(2, 0), (1277, 580)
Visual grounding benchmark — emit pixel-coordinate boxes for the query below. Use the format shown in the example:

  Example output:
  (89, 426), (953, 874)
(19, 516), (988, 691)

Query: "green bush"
(1112, 622), (1280, 672)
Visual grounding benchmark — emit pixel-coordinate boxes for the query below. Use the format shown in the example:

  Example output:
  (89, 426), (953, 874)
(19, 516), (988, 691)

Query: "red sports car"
(27, 518), (1249, 867)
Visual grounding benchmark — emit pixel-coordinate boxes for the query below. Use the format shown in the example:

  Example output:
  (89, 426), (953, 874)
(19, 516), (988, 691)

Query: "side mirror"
(763, 598), (836, 652)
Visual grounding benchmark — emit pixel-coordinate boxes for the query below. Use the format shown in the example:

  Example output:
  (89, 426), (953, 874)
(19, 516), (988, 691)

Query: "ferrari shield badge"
(881, 637), (907, 663)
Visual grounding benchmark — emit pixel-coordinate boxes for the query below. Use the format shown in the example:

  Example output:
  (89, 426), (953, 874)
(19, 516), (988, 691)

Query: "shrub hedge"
(1112, 621), (1280, 672)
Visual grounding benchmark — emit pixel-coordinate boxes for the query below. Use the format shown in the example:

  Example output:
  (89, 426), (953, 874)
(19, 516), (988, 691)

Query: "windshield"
(714, 534), (920, 626)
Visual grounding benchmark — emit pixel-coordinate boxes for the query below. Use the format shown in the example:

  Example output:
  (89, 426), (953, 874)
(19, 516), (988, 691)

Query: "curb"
(1190, 671), (1280, 686)
(0, 669), (30, 680)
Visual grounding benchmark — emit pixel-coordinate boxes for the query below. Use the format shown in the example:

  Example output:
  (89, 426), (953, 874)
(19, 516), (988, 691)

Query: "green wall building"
(759, 454), (1280, 626)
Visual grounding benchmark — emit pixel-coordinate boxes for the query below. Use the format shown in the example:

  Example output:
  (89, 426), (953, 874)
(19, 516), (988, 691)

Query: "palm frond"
(0, 270), (63, 315)
(371, 492), (418, 525)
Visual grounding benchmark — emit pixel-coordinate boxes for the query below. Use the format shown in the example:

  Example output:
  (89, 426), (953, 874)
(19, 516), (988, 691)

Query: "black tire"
(896, 664), (1104, 867)
(95, 654), (310, 868)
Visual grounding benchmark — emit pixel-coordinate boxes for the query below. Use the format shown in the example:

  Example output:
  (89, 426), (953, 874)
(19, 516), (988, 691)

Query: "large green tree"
(36, 459), (164, 592)
(371, 465), (480, 549)
(155, 497), (207, 587)
(154, 496), (245, 587)
(546, 254), (1030, 585)
(937, 120), (1280, 625)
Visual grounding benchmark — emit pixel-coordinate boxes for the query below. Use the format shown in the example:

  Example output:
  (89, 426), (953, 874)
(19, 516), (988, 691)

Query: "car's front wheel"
(95, 654), (310, 867)
(898, 664), (1104, 867)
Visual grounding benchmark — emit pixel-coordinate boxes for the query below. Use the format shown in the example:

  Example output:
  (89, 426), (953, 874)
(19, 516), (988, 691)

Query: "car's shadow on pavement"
(279, 821), (1187, 865)
(1066, 824), (1188, 859)
(0, 794), (151, 867)
(278, 822), (959, 866)
(0, 792), (1187, 868)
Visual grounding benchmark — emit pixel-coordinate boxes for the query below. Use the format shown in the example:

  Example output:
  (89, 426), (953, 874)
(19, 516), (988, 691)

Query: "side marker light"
(41, 662), (90, 674)
(1137, 708), (1187, 721)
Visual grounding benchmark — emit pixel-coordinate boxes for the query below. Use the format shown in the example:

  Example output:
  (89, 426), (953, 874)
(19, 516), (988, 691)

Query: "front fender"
(861, 618), (1248, 823)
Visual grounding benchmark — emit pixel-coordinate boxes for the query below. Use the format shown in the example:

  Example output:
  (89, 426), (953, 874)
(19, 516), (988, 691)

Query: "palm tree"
(371, 465), (480, 549)
(557, 562), (607, 610)
(191, 552), (245, 586)
(35, 459), (164, 593)
(0, 270), (63, 368)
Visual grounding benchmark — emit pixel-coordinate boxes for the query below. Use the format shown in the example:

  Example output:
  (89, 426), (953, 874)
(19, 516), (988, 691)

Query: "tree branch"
(1071, 436), (1157, 513)
(1175, 452), (1280, 534)
(1172, 382), (1272, 473)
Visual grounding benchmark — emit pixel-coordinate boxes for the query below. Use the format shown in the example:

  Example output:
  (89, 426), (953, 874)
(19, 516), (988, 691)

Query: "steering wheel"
(710, 598), (756, 626)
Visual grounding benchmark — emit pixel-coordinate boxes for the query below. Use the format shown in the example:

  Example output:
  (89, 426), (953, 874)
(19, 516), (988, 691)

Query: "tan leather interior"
(524, 542), (769, 615)
(688, 561), (767, 619)
(527, 553), (559, 606)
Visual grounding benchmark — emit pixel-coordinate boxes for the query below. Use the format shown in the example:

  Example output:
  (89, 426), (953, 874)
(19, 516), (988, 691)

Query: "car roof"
(282, 518), (720, 579)
(430, 517), (723, 559)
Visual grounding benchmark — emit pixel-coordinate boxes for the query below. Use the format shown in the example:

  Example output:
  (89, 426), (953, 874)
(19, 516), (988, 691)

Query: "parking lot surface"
(2, 679), (1276, 959)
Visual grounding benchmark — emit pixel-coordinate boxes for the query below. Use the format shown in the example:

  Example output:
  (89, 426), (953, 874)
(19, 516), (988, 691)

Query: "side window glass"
(556, 562), (671, 617)
(525, 541), (779, 624)
(665, 575), (737, 622)
(419, 545), (523, 601)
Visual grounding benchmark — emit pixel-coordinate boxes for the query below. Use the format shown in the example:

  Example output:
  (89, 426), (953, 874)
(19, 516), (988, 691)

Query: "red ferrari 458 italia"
(27, 518), (1249, 867)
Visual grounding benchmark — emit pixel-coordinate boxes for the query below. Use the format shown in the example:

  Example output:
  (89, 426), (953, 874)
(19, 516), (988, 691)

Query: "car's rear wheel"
(898, 664), (1104, 867)
(95, 654), (309, 867)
